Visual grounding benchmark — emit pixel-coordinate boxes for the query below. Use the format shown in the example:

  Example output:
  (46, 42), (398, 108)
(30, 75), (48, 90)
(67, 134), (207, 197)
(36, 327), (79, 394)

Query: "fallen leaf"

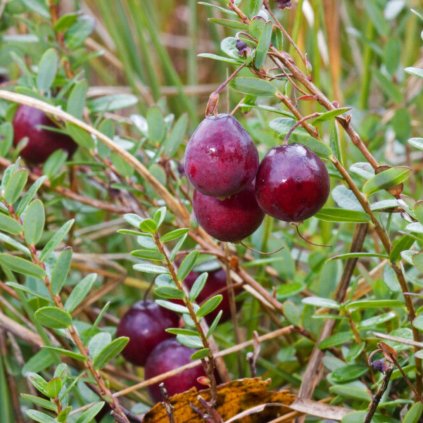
(142, 377), (295, 422)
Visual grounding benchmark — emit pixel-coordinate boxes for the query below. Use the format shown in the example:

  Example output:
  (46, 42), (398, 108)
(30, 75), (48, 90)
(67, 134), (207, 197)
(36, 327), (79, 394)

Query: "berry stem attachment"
(283, 112), (320, 144)
(205, 65), (245, 116)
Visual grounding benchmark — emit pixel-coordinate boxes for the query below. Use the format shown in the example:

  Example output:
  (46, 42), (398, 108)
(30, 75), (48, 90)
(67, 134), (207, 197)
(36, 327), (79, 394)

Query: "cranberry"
(116, 300), (179, 366)
(184, 268), (240, 324)
(144, 339), (207, 402)
(184, 114), (259, 198)
(193, 183), (264, 242)
(13, 105), (77, 164)
(255, 144), (329, 222)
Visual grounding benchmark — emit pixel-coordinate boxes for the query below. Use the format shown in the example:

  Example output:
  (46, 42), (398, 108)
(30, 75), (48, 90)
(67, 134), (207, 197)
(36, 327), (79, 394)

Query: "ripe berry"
(116, 300), (179, 366)
(184, 114), (259, 198)
(184, 268), (240, 324)
(255, 144), (329, 222)
(13, 105), (77, 164)
(193, 183), (264, 242)
(144, 339), (207, 402)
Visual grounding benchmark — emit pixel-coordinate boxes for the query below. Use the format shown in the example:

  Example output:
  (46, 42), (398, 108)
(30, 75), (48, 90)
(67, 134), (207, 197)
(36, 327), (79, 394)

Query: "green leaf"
(207, 310), (223, 337)
(131, 249), (164, 261)
(197, 294), (222, 318)
(220, 37), (240, 59)
(408, 137), (423, 150)
(364, 2), (389, 36)
(0, 122), (14, 157)
(403, 403), (423, 423)
(46, 378), (62, 399)
(332, 186), (363, 211)
(0, 212), (22, 235)
(413, 315), (423, 332)
(89, 94), (138, 113)
(302, 297), (340, 309)
(331, 365), (368, 383)
(51, 248), (72, 295)
(330, 383), (371, 402)
(232, 77), (276, 96)
(208, 18), (248, 30)
(16, 176), (47, 216)
(363, 167), (411, 196)
(405, 67), (423, 78)
(390, 235), (415, 262)
(319, 332), (353, 349)
(65, 123), (94, 149)
(35, 306), (72, 329)
(153, 207), (167, 228)
(163, 113), (188, 157)
(27, 373), (49, 396)
(22, 349), (58, 375)
(23, 200), (45, 245)
(54, 12), (78, 32)
(191, 348), (210, 361)
(0, 254), (45, 279)
(36, 49), (59, 93)
(345, 300), (405, 311)
(133, 262), (167, 274)
(166, 328), (198, 336)
(373, 69), (402, 103)
(189, 273), (208, 302)
(25, 410), (56, 423)
(64, 273), (97, 312)
(42, 346), (86, 362)
(315, 208), (370, 223)
(40, 219), (74, 261)
(93, 337), (129, 370)
(21, 0), (49, 18)
(65, 15), (95, 49)
(161, 228), (189, 243)
(147, 107), (166, 143)
(254, 20), (272, 68)
(330, 252), (388, 261)
(75, 402), (106, 423)
(414, 201), (423, 224)
(4, 169), (28, 204)
(177, 251), (199, 281)
(67, 80), (88, 120)
(412, 253), (423, 273)
(311, 108), (351, 123)
(177, 334), (203, 349)
(88, 332), (111, 359)
(20, 394), (56, 412)
(406, 222), (423, 234)
(155, 286), (184, 300)
(156, 299), (189, 314)
(43, 150), (68, 180)
(198, 53), (241, 65)
(139, 218), (157, 233)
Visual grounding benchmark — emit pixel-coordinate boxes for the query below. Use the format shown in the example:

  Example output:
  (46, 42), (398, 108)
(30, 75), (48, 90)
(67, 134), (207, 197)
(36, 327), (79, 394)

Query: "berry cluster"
(116, 267), (236, 402)
(185, 114), (330, 242)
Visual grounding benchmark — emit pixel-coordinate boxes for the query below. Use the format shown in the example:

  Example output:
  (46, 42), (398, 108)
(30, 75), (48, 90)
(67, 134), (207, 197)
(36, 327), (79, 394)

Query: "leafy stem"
(152, 232), (219, 406)
(3, 200), (131, 423)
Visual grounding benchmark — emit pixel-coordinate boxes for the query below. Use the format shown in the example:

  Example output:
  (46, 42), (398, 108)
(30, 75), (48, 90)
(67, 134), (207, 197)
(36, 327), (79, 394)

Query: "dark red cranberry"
(184, 114), (259, 198)
(144, 339), (207, 402)
(255, 144), (329, 222)
(13, 105), (77, 164)
(116, 300), (179, 366)
(184, 268), (240, 324)
(193, 183), (264, 242)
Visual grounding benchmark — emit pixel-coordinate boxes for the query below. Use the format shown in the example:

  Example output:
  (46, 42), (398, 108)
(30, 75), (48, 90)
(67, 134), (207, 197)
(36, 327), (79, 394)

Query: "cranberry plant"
(0, 1), (421, 423)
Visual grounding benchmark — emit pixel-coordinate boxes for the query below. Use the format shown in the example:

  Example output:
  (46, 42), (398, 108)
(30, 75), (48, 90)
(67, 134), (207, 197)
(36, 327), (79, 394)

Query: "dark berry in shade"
(276, 0), (292, 8)
(184, 268), (241, 324)
(184, 114), (259, 198)
(13, 105), (77, 164)
(144, 338), (207, 402)
(116, 300), (179, 366)
(255, 144), (329, 222)
(193, 183), (264, 242)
